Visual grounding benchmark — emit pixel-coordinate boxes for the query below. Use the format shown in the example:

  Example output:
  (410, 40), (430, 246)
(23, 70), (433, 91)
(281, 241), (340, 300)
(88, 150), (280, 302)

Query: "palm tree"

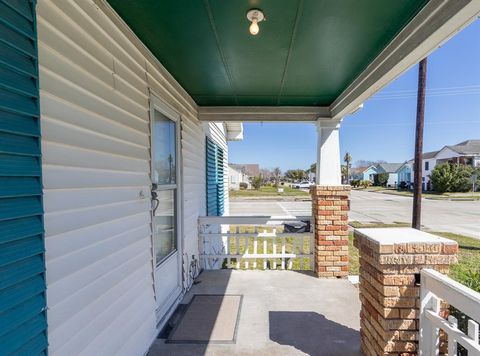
(273, 167), (281, 187)
(344, 152), (352, 184)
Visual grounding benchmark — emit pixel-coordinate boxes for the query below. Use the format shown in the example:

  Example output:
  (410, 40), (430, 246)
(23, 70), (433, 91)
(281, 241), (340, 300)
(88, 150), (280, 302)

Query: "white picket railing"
(198, 216), (314, 271)
(420, 269), (480, 355)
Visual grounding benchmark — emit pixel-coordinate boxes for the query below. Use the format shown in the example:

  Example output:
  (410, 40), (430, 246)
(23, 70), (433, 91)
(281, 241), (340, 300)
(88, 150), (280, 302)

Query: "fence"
(198, 216), (314, 271)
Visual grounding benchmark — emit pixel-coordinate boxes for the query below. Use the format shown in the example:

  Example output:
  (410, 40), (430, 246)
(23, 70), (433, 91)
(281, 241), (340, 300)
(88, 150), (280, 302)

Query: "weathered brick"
(356, 228), (457, 355)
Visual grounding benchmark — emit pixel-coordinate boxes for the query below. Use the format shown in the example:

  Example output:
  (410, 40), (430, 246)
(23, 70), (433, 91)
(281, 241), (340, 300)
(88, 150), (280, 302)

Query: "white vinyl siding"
(37, 0), (210, 355)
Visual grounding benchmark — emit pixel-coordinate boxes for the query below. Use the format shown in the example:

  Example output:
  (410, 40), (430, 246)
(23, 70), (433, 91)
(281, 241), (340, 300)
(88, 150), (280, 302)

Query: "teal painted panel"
(0, 41), (37, 76)
(0, 0), (47, 354)
(0, 176), (42, 198)
(2, 1), (35, 22)
(0, 131), (40, 156)
(0, 154), (41, 176)
(0, 109), (40, 137)
(0, 62), (38, 97)
(0, 255), (44, 290)
(206, 137), (224, 216)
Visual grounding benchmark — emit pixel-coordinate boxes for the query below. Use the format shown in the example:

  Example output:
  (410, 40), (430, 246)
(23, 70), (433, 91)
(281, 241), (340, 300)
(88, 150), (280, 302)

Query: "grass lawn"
(229, 186), (309, 198)
(356, 187), (480, 200)
(225, 225), (313, 270)
(217, 222), (480, 290)
(347, 222), (480, 290)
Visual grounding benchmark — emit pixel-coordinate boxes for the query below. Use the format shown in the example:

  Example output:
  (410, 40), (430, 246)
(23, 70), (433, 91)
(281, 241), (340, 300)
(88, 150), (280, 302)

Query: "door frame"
(149, 94), (184, 322)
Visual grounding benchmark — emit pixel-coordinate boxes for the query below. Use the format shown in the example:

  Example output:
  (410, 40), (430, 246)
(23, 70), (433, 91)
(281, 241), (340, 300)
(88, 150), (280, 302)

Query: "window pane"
(153, 189), (176, 264)
(153, 110), (176, 185)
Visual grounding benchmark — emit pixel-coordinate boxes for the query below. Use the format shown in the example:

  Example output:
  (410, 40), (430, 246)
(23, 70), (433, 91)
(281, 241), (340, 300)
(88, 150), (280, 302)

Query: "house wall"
(397, 165), (412, 184)
(229, 167), (241, 190)
(412, 157), (437, 190)
(474, 156), (480, 167)
(36, 1), (218, 354)
(363, 167), (377, 181)
(386, 173), (398, 187)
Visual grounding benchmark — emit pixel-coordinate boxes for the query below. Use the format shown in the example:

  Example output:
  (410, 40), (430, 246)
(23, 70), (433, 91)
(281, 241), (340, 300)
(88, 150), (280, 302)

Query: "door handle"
(151, 183), (159, 215)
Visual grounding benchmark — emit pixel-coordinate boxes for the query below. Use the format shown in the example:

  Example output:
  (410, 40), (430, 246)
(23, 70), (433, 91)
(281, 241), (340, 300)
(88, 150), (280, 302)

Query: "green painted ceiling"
(108, 0), (429, 106)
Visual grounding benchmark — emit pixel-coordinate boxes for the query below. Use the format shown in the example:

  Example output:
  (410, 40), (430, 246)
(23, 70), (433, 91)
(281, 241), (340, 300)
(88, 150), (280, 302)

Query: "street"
(229, 190), (480, 239)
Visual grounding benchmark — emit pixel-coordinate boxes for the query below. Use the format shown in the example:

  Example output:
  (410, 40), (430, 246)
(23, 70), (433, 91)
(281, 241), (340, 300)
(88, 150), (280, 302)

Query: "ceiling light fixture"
(246, 9), (265, 36)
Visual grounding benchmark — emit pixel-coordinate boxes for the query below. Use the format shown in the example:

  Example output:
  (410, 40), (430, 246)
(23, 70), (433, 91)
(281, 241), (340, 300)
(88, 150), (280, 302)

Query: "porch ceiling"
(106, 0), (428, 107)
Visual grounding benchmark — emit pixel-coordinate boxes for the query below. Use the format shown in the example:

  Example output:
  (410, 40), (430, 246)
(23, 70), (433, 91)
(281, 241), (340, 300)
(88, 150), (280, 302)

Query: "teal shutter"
(0, 1), (48, 354)
(206, 137), (224, 216)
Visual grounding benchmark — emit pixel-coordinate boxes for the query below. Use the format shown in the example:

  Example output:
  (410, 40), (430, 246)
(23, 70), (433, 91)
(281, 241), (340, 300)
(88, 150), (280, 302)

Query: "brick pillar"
(311, 185), (351, 278)
(354, 228), (458, 356)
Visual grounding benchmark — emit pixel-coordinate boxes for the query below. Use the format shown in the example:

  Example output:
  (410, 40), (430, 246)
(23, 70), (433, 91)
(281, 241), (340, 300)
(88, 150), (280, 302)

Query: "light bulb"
(249, 18), (259, 35)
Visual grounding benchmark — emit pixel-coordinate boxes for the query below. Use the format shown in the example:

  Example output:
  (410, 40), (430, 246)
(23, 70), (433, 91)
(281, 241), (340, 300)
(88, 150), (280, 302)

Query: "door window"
(152, 110), (177, 265)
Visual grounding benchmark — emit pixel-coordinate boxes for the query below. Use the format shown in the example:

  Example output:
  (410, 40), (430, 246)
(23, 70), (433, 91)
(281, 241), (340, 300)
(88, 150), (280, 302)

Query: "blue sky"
(228, 20), (480, 171)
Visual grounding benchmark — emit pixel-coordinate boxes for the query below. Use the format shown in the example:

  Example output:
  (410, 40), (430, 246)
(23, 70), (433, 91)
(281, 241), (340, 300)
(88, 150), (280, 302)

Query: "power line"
(371, 85), (480, 100)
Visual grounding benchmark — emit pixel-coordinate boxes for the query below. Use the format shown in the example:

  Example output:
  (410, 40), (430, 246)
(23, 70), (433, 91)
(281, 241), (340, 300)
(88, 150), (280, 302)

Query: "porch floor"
(148, 270), (361, 356)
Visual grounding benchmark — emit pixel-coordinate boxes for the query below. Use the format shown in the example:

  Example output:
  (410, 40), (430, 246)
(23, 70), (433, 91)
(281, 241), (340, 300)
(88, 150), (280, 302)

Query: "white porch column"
(316, 120), (342, 185)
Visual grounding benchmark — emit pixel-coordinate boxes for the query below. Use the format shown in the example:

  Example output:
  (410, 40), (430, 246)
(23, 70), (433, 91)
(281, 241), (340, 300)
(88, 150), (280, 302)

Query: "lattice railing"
(198, 216), (314, 271)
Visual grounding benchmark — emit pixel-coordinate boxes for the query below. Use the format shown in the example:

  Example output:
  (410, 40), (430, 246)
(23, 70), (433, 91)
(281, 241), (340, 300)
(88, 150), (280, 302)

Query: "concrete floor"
(229, 190), (480, 239)
(149, 270), (361, 356)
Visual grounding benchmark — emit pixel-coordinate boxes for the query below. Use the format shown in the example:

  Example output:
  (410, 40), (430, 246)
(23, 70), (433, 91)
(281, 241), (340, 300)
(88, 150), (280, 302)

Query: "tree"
(374, 172), (389, 186)
(341, 165), (348, 183)
(251, 175), (262, 190)
(452, 164), (474, 192)
(272, 167), (282, 187)
(431, 163), (473, 193)
(307, 163), (316, 174)
(285, 169), (306, 181)
(344, 152), (352, 184)
(430, 163), (455, 192)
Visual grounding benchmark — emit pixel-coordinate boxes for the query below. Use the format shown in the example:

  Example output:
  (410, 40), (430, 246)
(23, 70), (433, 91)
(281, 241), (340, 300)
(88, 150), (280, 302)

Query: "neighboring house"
(404, 150), (438, 190)
(397, 163), (413, 188)
(352, 164), (403, 187)
(229, 165), (251, 190)
(230, 163), (260, 177)
(436, 140), (480, 167)
(375, 163), (403, 187)
(407, 140), (480, 190)
(352, 165), (378, 182)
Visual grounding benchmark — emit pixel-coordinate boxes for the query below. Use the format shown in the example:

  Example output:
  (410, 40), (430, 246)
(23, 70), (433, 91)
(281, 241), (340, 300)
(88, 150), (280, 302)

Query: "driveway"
(229, 190), (480, 239)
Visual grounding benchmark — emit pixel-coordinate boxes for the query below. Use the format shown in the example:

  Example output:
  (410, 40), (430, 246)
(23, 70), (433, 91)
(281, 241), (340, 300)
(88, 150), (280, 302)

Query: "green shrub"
(360, 180), (371, 188)
(373, 173), (389, 186)
(350, 179), (360, 188)
(251, 176), (262, 190)
(239, 182), (248, 190)
(431, 163), (474, 193)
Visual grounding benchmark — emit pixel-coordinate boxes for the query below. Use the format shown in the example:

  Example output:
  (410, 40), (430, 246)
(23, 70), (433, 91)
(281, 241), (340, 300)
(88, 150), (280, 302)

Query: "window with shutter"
(0, 1), (48, 353)
(206, 137), (224, 216)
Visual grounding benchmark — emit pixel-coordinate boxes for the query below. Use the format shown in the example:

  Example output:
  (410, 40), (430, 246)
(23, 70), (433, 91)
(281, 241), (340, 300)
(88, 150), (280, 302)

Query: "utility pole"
(412, 58), (427, 229)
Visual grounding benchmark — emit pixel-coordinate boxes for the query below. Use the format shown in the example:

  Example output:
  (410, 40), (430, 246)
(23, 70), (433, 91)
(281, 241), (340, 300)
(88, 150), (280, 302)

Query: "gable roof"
(377, 163), (403, 173)
(352, 166), (369, 174)
(361, 165), (377, 173)
(422, 150), (439, 159)
(447, 140), (480, 155)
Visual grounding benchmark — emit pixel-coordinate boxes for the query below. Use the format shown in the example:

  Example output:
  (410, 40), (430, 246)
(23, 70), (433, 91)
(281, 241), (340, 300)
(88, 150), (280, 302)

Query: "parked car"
(292, 181), (313, 189)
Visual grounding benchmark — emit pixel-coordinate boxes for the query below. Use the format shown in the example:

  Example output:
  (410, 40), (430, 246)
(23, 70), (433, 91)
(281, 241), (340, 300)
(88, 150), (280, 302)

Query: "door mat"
(167, 294), (242, 344)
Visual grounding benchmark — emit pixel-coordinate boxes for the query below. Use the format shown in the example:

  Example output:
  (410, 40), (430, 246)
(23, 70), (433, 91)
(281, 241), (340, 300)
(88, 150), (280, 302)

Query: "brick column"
(354, 228), (458, 356)
(311, 185), (351, 278)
